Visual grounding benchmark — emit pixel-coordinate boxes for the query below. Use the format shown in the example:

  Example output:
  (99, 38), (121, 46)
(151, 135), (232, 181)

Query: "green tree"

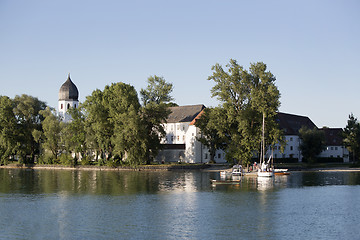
(61, 107), (86, 165)
(104, 82), (145, 165)
(343, 113), (360, 162)
(140, 75), (174, 164)
(83, 89), (113, 162)
(0, 96), (17, 164)
(37, 107), (62, 162)
(208, 60), (281, 165)
(299, 127), (326, 163)
(13, 94), (47, 163)
(195, 107), (227, 163)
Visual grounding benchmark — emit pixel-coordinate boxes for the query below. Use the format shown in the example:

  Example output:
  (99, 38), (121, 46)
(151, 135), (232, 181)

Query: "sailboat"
(257, 113), (274, 178)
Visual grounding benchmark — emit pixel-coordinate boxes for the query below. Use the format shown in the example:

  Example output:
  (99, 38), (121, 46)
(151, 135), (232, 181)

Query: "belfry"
(58, 74), (79, 122)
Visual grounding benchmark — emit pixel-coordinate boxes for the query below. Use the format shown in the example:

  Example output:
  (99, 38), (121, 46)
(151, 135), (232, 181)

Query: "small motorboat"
(210, 179), (242, 185)
(231, 165), (242, 176)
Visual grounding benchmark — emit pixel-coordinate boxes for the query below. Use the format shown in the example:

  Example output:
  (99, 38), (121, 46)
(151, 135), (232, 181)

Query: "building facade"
(271, 113), (349, 162)
(158, 107), (349, 164)
(156, 105), (226, 163)
(319, 128), (349, 162)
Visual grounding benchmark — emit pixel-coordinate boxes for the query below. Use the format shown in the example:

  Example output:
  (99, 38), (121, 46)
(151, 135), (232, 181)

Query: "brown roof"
(320, 128), (343, 146)
(276, 112), (317, 135)
(167, 104), (205, 123)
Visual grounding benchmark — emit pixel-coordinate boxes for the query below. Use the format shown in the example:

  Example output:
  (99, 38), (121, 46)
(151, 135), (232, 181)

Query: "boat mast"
(262, 112), (265, 165)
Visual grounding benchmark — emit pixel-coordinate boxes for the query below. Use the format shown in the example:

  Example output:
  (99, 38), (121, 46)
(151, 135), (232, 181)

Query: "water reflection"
(1, 169), (360, 196)
(0, 169), (215, 196)
(1, 168), (360, 239)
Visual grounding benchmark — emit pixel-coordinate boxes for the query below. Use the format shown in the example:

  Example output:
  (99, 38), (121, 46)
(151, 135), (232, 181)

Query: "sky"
(0, 0), (359, 128)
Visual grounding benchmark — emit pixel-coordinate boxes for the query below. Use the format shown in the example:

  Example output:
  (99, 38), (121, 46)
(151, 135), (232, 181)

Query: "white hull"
(257, 170), (274, 177)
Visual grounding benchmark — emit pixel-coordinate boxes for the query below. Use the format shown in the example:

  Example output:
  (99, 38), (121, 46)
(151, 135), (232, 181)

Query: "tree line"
(1, 60), (358, 166)
(0, 76), (174, 166)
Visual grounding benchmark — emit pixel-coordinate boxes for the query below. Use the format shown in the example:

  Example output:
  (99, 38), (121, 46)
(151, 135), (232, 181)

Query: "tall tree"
(13, 94), (47, 163)
(61, 107), (87, 164)
(83, 89), (114, 162)
(140, 75), (174, 164)
(0, 96), (17, 164)
(343, 113), (360, 162)
(195, 107), (227, 163)
(208, 60), (281, 164)
(299, 127), (326, 163)
(104, 82), (146, 165)
(36, 107), (62, 161)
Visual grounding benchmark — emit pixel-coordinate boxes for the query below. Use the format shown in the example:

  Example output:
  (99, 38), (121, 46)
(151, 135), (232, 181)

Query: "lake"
(0, 168), (359, 239)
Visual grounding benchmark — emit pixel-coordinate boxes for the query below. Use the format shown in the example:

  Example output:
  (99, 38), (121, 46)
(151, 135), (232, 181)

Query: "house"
(319, 128), (349, 162)
(272, 113), (349, 162)
(272, 112), (317, 161)
(156, 104), (226, 163)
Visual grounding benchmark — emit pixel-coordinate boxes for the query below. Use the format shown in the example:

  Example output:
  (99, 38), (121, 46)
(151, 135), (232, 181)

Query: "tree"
(208, 60), (281, 165)
(140, 75), (174, 164)
(195, 107), (227, 163)
(299, 127), (326, 163)
(37, 107), (62, 162)
(13, 94), (47, 163)
(103, 82), (146, 165)
(343, 113), (360, 162)
(61, 107), (87, 165)
(83, 89), (113, 162)
(0, 96), (17, 164)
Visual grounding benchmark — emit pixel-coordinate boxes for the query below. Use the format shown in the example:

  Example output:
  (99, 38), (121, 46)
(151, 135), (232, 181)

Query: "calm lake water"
(0, 168), (360, 240)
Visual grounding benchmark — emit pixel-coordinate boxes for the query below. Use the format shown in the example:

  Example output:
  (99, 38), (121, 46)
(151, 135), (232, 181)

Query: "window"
(205, 153), (208, 159)
(290, 146), (293, 151)
(335, 147), (338, 150)
(182, 136), (185, 141)
(171, 136), (174, 141)
(290, 137), (293, 141)
(177, 136), (179, 141)
(61, 104), (63, 109)
(74, 104), (77, 109)
(67, 103), (70, 109)
(177, 125), (180, 130)
(218, 153), (221, 159)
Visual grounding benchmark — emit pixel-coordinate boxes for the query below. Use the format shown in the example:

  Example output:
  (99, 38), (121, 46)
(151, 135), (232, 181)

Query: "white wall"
(58, 100), (79, 123)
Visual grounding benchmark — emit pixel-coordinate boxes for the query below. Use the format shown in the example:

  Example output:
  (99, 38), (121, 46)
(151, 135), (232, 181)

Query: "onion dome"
(59, 74), (79, 101)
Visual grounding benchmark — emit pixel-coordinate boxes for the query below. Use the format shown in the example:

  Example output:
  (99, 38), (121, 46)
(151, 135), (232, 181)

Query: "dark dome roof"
(59, 74), (79, 101)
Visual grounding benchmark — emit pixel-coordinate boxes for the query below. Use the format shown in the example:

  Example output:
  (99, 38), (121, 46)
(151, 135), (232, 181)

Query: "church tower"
(58, 74), (79, 122)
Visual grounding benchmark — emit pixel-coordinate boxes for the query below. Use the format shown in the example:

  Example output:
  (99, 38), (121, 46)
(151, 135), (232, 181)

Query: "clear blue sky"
(0, 0), (359, 128)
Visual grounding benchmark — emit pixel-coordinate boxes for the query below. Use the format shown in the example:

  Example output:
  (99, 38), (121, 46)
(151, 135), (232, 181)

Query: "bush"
(80, 156), (91, 166)
(37, 152), (56, 164)
(59, 153), (74, 166)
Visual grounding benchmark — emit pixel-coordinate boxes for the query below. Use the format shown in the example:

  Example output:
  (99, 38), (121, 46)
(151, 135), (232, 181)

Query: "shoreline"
(1, 163), (360, 173)
(0, 163), (212, 171)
